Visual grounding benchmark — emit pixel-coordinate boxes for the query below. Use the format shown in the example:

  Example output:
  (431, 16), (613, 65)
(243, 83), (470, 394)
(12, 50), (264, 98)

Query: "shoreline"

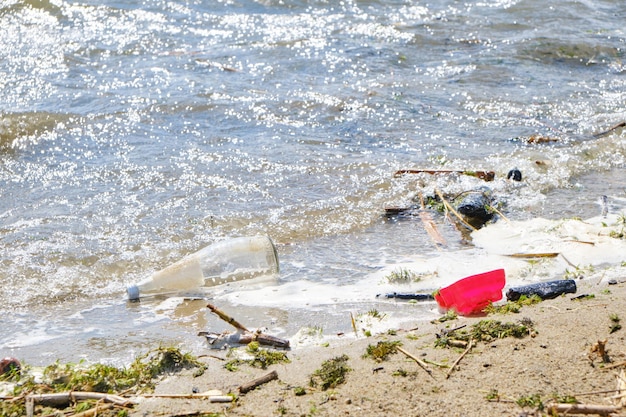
(130, 274), (626, 417)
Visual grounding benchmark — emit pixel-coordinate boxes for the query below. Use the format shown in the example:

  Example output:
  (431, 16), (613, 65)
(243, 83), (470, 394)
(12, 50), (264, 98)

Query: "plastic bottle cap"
(127, 285), (140, 300)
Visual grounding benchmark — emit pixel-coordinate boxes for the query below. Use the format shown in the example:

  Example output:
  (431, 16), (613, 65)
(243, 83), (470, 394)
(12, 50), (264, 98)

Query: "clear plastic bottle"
(127, 235), (279, 300)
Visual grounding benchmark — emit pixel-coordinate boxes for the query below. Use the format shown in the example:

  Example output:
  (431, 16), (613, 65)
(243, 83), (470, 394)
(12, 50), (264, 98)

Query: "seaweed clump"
(42, 346), (203, 394)
(0, 346), (205, 417)
(309, 354), (351, 391)
(362, 340), (402, 362)
(485, 295), (542, 314)
(225, 341), (290, 371)
(437, 319), (535, 348)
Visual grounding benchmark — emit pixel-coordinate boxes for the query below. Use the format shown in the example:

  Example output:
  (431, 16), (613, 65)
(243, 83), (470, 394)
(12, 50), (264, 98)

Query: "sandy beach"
(129, 274), (626, 417)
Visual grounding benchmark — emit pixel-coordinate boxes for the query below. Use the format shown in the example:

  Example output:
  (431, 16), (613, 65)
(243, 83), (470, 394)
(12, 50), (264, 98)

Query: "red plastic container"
(434, 269), (506, 315)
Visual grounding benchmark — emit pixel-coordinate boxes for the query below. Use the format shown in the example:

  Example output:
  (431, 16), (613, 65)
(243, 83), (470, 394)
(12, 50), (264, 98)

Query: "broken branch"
(394, 169), (495, 181)
(435, 188), (478, 232)
(446, 339), (474, 379)
(506, 252), (560, 259)
(547, 403), (621, 415)
(207, 303), (249, 332)
(238, 370), (278, 394)
(397, 346), (435, 379)
(26, 392), (133, 408)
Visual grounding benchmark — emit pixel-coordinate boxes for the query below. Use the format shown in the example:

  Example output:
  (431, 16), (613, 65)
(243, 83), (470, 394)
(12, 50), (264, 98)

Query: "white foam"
(217, 214), (626, 310)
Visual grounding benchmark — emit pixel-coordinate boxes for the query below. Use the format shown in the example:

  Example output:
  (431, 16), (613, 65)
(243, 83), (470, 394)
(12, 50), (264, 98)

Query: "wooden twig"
(26, 392), (133, 407)
(559, 253), (577, 268)
(394, 169), (495, 181)
(435, 188), (477, 232)
(397, 347), (435, 379)
(506, 252), (560, 259)
(446, 339), (474, 379)
(238, 370), (278, 394)
(422, 358), (448, 368)
(139, 390), (223, 399)
(547, 403), (622, 415)
(604, 360), (626, 369)
(573, 388), (626, 397)
(593, 121), (626, 138)
(207, 303), (249, 332)
(486, 204), (510, 224)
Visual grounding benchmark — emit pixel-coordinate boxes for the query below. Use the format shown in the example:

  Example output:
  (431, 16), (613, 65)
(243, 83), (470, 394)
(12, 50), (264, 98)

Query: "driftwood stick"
(446, 339), (474, 379)
(448, 339), (469, 349)
(605, 360), (626, 369)
(397, 347), (435, 379)
(573, 388), (626, 396)
(238, 370), (278, 394)
(435, 188), (477, 232)
(593, 121), (626, 138)
(207, 303), (249, 332)
(26, 392), (133, 407)
(547, 403), (621, 415)
(422, 358), (449, 368)
(394, 169), (495, 181)
(418, 192), (447, 248)
(506, 252), (560, 259)
(139, 390), (223, 399)
(253, 332), (291, 349)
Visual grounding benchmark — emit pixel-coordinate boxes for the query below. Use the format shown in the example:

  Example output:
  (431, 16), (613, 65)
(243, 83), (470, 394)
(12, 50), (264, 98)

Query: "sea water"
(1, 0), (625, 366)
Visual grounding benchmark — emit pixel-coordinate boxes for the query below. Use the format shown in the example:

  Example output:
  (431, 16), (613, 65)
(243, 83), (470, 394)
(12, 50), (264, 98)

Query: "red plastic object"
(434, 269), (506, 315)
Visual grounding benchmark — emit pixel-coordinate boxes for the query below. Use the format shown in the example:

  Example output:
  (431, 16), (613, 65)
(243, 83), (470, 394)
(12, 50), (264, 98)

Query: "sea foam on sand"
(219, 214), (626, 310)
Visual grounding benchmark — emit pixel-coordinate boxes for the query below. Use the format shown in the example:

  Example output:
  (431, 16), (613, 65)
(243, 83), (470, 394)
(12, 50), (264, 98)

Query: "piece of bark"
(384, 206), (416, 215)
(238, 370), (278, 394)
(254, 333), (290, 349)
